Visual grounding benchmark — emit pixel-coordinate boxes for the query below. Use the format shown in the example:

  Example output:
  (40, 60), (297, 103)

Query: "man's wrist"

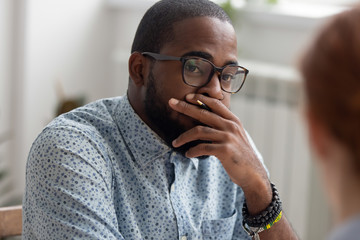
(241, 176), (272, 215)
(242, 182), (283, 239)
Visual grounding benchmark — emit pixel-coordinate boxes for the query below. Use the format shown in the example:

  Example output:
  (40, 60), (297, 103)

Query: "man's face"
(143, 16), (238, 152)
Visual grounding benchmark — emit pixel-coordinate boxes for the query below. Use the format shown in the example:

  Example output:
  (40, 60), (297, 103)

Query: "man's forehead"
(169, 17), (236, 46)
(160, 17), (238, 64)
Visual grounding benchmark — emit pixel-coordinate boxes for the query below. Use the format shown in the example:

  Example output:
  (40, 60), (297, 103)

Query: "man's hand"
(169, 93), (299, 240)
(169, 93), (272, 214)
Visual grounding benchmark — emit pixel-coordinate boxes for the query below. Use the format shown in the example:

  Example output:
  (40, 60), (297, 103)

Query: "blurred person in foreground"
(22, 0), (297, 239)
(300, 5), (360, 240)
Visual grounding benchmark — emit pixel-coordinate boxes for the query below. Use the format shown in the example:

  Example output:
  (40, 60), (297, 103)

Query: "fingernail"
(186, 93), (195, 99)
(169, 98), (179, 105)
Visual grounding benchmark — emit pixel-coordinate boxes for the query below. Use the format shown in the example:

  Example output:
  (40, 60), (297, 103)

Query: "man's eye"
(222, 74), (234, 82)
(185, 64), (201, 73)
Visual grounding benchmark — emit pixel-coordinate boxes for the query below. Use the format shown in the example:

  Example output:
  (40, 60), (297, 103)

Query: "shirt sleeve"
(245, 130), (269, 178)
(22, 125), (124, 240)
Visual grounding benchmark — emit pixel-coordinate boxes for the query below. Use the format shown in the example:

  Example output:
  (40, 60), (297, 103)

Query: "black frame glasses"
(142, 52), (249, 94)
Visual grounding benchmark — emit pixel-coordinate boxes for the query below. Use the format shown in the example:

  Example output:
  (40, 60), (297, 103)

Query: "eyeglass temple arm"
(142, 52), (182, 61)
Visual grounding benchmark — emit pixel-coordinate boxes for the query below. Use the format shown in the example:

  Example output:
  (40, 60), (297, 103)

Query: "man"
(23, 0), (297, 239)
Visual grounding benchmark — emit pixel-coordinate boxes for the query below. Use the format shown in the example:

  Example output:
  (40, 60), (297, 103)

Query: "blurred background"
(0, 0), (356, 239)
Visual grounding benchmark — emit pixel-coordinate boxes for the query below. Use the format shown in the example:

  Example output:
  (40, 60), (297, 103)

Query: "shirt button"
(180, 236), (187, 240)
(170, 183), (175, 192)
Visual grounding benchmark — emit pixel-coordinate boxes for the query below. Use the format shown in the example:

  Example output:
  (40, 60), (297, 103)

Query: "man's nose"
(197, 72), (224, 100)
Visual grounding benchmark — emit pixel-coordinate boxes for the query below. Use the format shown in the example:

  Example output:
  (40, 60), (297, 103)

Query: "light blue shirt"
(23, 95), (259, 239)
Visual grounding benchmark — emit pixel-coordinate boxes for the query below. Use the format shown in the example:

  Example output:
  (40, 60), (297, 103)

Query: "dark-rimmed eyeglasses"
(142, 52), (249, 94)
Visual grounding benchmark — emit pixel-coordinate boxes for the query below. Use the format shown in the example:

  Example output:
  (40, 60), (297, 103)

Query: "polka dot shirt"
(22, 95), (263, 239)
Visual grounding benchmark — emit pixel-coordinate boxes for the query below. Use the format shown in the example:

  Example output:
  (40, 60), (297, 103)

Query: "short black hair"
(131, 0), (232, 53)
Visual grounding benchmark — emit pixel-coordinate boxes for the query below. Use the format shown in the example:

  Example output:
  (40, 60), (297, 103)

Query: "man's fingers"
(185, 94), (239, 124)
(172, 125), (222, 148)
(169, 98), (221, 128)
(185, 142), (218, 158)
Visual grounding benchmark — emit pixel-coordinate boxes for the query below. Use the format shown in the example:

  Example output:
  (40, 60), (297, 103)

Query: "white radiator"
(231, 60), (313, 239)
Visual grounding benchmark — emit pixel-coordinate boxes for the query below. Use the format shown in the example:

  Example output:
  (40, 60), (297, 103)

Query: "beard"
(144, 71), (207, 156)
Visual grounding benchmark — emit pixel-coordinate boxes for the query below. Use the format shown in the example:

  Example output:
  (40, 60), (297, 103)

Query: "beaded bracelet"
(242, 182), (283, 239)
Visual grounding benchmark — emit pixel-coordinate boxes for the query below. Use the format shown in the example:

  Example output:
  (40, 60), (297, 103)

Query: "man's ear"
(128, 52), (147, 86)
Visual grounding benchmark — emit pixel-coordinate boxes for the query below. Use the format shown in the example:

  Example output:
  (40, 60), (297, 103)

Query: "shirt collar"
(115, 95), (199, 169)
(114, 95), (170, 167)
(190, 157), (199, 170)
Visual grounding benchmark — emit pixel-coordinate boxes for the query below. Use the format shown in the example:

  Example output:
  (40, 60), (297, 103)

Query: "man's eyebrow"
(181, 51), (238, 66)
(181, 51), (213, 60)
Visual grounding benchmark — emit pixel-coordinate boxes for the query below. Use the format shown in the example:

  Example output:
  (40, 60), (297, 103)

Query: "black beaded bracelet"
(242, 182), (282, 228)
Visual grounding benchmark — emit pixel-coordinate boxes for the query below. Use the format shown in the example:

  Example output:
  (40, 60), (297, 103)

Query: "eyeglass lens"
(183, 58), (245, 93)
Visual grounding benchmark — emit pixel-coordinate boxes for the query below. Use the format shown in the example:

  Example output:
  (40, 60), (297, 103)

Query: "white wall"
(0, 0), (12, 137)
(0, 0), (15, 205)
(235, 3), (342, 65)
(110, 0), (157, 94)
(5, 0), (120, 198)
